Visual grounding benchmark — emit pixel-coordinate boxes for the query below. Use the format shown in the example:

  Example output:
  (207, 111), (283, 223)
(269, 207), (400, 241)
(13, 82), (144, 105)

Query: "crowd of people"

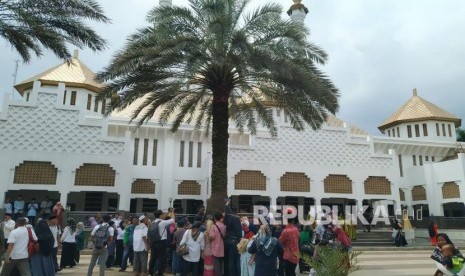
(4, 196), (463, 276)
(1, 199), (356, 276)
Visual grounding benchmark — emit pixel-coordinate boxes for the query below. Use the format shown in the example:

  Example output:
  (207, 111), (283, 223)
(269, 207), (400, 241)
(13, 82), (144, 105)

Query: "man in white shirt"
(1, 213), (15, 251)
(133, 215), (150, 276)
(111, 212), (122, 228)
(0, 217), (37, 276)
(3, 197), (12, 215)
(148, 209), (175, 276)
(40, 196), (53, 219)
(13, 195), (25, 221)
(47, 215), (62, 272)
(87, 214), (114, 276)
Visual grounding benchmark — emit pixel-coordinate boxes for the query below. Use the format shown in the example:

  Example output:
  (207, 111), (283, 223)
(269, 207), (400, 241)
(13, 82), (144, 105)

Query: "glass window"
(415, 124), (420, 137)
(188, 141), (193, 167)
(436, 123), (440, 136)
(87, 94), (92, 110)
(397, 127), (400, 137)
(152, 140), (158, 166)
(133, 138), (139, 165)
(63, 90), (67, 105)
(142, 139), (149, 165)
(448, 124), (452, 137)
(442, 124), (446, 136)
(388, 130), (391, 137)
(179, 141), (185, 167)
(422, 124), (428, 136)
(197, 142), (202, 168)
(70, 91), (77, 105)
(407, 125), (412, 138)
(412, 155), (416, 166)
(419, 155), (423, 166)
(94, 97), (99, 112)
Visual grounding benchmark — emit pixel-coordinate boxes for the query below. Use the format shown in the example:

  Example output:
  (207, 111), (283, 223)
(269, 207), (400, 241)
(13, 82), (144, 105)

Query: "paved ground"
(53, 249), (438, 275)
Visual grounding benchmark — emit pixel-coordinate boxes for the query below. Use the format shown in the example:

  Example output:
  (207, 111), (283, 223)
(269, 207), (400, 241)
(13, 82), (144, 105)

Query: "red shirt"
(279, 224), (300, 264)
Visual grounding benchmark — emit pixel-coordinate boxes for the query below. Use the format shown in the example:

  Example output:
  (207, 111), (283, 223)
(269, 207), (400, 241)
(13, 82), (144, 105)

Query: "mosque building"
(0, 0), (464, 219)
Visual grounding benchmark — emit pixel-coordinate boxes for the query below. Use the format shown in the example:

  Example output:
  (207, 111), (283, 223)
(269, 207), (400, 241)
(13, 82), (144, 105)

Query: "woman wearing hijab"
(60, 218), (77, 269)
(248, 224), (283, 276)
(30, 218), (56, 276)
(75, 222), (86, 264)
(431, 233), (463, 276)
(428, 220), (439, 246)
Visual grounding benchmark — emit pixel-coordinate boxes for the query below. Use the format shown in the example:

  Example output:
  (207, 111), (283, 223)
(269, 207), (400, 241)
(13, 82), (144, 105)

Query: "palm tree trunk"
(207, 90), (229, 212)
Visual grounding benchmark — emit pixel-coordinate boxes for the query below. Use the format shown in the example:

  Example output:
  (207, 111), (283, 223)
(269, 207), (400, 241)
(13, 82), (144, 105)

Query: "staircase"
(352, 229), (394, 247)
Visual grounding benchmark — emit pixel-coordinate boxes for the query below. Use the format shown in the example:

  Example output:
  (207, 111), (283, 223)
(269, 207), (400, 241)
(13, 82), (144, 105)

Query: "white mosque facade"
(0, 53), (464, 221)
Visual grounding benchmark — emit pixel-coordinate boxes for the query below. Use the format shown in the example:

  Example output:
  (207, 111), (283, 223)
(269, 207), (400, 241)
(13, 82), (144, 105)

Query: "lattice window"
(131, 179), (156, 194)
(412, 185), (427, 201)
(74, 163), (115, 186)
(323, 174), (352, 194)
(14, 161), (57, 184)
(178, 180), (201, 195)
(364, 176), (391, 195)
(442, 182), (460, 199)
(235, 170), (266, 190)
(399, 189), (405, 201)
(280, 172), (310, 192)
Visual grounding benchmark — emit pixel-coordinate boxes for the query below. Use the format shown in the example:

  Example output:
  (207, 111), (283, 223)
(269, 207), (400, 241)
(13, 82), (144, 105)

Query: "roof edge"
(378, 117), (461, 131)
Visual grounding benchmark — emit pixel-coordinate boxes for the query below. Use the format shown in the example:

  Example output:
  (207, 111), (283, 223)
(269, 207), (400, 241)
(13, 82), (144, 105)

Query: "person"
(0, 222), (4, 267)
(194, 206), (206, 224)
(89, 217), (98, 229)
(180, 221), (205, 276)
(133, 215), (150, 276)
(114, 219), (125, 268)
(87, 214), (114, 276)
(431, 233), (464, 276)
(52, 202), (65, 230)
(248, 223), (283, 276)
(362, 205), (373, 232)
(299, 225), (313, 273)
(238, 219), (256, 276)
(209, 212), (226, 276)
(75, 222), (86, 264)
(0, 217), (37, 276)
(391, 218), (407, 247)
(40, 197), (53, 219)
(428, 220), (439, 246)
(441, 244), (464, 275)
(30, 218), (56, 276)
(120, 217), (136, 272)
(3, 197), (13, 216)
(2, 213), (15, 251)
(105, 220), (117, 268)
(148, 209), (175, 276)
(279, 216), (300, 276)
(60, 218), (77, 269)
(13, 195), (25, 221)
(203, 220), (214, 276)
(224, 202), (243, 276)
(112, 213), (122, 228)
(172, 218), (187, 276)
(48, 215), (62, 272)
(26, 198), (39, 226)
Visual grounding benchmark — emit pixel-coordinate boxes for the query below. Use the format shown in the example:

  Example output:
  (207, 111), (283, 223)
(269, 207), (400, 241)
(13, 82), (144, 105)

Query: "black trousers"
(148, 241), (167, 275)
(284, 260), (297, 276)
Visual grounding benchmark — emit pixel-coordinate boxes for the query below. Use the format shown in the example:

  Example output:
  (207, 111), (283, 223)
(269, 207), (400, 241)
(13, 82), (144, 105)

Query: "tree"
(98, 0), (339, 212)
(0, 0), (110, 62)
(457, 128), (465, 142)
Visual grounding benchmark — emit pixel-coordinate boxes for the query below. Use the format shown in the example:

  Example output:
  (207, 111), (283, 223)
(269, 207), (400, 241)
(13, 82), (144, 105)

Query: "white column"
(160, 135), (175, 209)
(119, 193), (131, 212)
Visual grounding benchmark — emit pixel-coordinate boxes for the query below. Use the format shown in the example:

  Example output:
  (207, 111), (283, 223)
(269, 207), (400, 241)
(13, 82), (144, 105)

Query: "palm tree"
(98, 0), (339, 212)
(0, 0), (110, 62)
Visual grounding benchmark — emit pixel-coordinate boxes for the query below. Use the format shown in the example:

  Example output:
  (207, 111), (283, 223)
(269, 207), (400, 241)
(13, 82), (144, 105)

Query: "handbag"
(176, 244), (189, 256)
(26, 227), (37, 258)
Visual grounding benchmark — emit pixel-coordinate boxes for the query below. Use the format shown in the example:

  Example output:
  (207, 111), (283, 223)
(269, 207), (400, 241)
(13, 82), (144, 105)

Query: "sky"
(1, 0), (465, 135)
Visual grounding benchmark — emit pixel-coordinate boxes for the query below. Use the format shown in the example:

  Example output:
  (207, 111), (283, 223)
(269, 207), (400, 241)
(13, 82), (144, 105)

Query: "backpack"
(94, 225), (110, 249)
(148, 221), (165, 244)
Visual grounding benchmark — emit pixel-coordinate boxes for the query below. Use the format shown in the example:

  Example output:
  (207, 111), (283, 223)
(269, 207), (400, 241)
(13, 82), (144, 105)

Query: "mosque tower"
(287, 0), (309, 23)
(159, 0), (172, 7)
